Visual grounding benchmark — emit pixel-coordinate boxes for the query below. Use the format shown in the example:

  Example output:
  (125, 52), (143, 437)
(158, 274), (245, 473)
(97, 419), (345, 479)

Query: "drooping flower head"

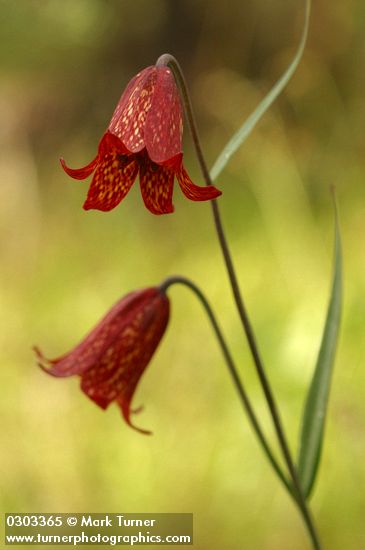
(34, 288), (169, 434)
(61, 66), (221, 214)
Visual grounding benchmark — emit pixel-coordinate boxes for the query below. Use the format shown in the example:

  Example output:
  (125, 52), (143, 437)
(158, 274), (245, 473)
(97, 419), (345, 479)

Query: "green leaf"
(209, 0), (311, 183)
(297, 196), (343, 498)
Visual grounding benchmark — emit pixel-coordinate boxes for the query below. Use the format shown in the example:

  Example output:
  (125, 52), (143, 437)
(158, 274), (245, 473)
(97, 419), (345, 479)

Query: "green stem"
(160, 275), (292, 495)
(157, 53), (321, 550)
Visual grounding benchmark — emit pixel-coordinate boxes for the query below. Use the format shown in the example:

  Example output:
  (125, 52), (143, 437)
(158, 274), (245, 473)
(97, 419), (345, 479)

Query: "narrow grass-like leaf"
(297, 196), (342, 498)
(209, 0), (311, 183)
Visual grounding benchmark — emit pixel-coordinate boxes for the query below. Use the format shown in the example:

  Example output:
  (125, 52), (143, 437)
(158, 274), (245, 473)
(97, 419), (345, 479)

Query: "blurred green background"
(1, 0), (364, 548)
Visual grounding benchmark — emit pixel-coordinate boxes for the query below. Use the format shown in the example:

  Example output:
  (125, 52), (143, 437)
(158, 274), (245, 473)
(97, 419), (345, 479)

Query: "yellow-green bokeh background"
(1, 1), (364, 548)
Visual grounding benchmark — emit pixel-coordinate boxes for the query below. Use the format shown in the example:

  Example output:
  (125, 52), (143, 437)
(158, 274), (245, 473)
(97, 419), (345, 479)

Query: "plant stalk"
(157, 53), (322, 550)
(160, 275), (292, 495)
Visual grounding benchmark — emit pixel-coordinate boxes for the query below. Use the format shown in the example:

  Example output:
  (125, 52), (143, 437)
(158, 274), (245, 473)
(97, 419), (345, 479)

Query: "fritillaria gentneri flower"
(35, 287), (170, 434)
(61, 66), (221, 214)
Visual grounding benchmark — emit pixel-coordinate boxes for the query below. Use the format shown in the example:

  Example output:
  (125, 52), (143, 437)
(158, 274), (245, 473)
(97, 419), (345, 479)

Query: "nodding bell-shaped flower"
(34, 288), (170, 434)
(61, 65), (221, 214)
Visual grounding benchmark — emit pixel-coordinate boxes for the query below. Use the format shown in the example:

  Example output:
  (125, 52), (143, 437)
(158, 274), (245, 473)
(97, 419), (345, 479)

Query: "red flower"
(61, 66), (221, 215)
(34, 288), (169, 434)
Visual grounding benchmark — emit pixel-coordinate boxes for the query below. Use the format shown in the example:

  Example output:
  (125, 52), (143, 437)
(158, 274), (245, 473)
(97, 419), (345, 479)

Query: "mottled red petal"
(177, 164), (222, 202)
(144, 67), (183, 164)
(115, 293), (169, 434)
(108, 67), (157, 154)
(98, 131), (129, 156)
(79, 289), (169, 433)
(83, 153), (138, 212)
(60, 155), (99, 180)
(34, 290), (146, 377)
(36, 288), (170, 434)
(139, 157), (174, 215)
(108, 71), (148, 133)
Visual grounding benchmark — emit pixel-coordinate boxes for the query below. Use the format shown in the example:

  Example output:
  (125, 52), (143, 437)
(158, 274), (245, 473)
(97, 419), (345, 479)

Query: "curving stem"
(160, 275), (292, 495)
(157, 53), (321, 550)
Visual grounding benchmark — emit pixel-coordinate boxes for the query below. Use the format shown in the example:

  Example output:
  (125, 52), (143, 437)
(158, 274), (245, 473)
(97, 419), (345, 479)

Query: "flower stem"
(157, 53), (321, 550)
(160, 275), (292, 495)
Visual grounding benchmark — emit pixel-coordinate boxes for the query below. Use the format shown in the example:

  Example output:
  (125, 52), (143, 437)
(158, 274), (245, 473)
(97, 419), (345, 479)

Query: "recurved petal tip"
(177, 165), (222, 201)
(33, 344), (86, 378)
(60, 155), (99, 180)
(33, 346), (59, 377)
(118, 397), (152, 435)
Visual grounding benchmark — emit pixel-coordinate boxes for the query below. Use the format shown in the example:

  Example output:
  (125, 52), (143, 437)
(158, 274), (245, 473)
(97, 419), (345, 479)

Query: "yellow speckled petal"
(108, 67), (157, 154)
(177, 164), (222, 202)
(83, 153), (138, 212)
(144, 66), (183, 164)
(139, 158), (174, 215)
(60, 155), (99, 180)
